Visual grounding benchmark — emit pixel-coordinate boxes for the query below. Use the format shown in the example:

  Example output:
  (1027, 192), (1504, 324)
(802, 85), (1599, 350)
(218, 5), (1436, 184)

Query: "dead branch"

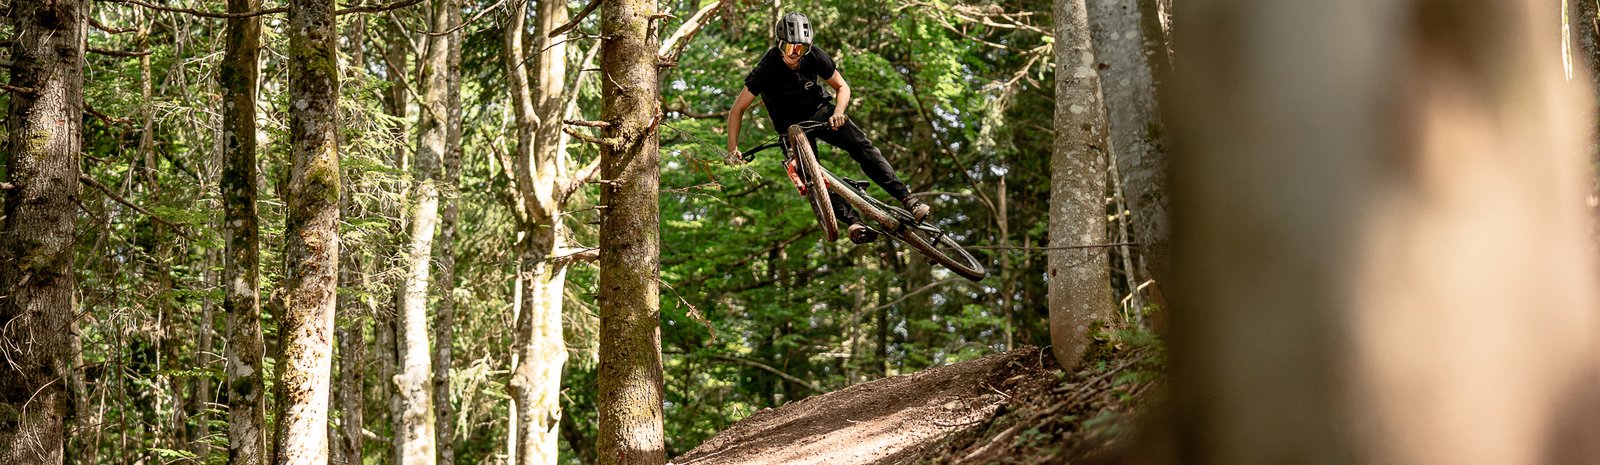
(85, 104), (134, 126)
(709, 355), (822, 393)
(88, 47), (152, 57)
(90, 17), (137, 34)
(421, 0), (504, 36)
(97, 0), (287, 19)
(563, 119), (611, 128)
(97, 0), (419, 19)
(967, 242), (1139, 251)
(0, 83), (36, 95)
(548, 0), (602, 38)
(659, 277), (715, 341)
(79, 174), (191, 238)
(658, 0), (725, 63)
(335, 0), (423, 16)
(562, 126), (618, 149)
(561, 156), (603, 200)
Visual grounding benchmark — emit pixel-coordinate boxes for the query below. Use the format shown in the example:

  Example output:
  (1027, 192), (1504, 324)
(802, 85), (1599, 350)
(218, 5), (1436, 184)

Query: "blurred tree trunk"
(1164, 0), (1600, 463)
(433, 1), (464, 464)
(221, 0), (268, 462)
(379, 16), (411, 465)
(397, 0), (455, 461)
(1049, 0), (1117, 369)
(0, 0), (86, 463)
(276, 0), (342, 460)
(596, 0), (667, 463)
(1087, 0), (1170, 307)
(504, 0), (573, 462)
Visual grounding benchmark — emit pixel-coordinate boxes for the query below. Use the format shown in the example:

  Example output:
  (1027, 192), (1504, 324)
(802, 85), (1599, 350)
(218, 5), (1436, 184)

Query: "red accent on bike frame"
(784, 159), (807, 196)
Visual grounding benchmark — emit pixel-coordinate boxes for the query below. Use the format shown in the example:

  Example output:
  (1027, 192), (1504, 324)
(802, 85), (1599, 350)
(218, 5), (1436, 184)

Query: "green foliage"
(40, 0), (1137, 463)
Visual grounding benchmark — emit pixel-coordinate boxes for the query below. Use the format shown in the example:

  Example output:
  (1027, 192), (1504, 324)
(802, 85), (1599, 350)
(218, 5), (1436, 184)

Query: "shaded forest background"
(3, 0), (1101, 462)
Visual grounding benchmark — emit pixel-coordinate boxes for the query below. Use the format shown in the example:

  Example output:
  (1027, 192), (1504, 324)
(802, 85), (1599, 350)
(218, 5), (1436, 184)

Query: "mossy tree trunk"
(596, 0), (666, 463)
(0, 0), (86, 463)
(1049, 0), (1117, 369)
(276, 0), (342, 460)
(1165, 0), (1600, 463)
(221, 0), (268, 462)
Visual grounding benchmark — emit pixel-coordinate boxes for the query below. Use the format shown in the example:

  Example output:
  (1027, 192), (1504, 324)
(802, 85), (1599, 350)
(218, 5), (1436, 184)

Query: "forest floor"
(671, 334), (1164, 465)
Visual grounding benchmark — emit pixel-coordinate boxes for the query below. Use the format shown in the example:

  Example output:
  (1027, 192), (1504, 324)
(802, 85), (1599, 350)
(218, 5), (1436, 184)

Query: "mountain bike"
(741, 122), (988, 282)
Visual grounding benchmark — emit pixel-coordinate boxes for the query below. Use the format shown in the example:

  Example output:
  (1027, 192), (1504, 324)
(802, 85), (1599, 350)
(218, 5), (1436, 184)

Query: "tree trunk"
(1087, 0), (1170, 305)
(276, 0), (342, 460)
(378, 16), (411, 465)
(221, 0), (269, 462)
(504, 0), (572, 462)
(1163, 0), (1600, 463)
(1049, 0), (1117, 369)
(596, 0), (667, 463)
(433, 1), (464, 464)
(0, 0), (85, 463)
(397, 0), (453, 461)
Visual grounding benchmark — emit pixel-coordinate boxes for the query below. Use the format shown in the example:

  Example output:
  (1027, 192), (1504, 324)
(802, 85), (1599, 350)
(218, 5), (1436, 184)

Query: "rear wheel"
(820, 170), (987, 281)
(897, 224), (987, 281)
(790, 125), (837, 242)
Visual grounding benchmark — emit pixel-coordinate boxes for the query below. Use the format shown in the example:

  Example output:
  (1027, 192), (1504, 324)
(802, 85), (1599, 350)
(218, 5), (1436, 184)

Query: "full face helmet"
(775, 12), (813, 57)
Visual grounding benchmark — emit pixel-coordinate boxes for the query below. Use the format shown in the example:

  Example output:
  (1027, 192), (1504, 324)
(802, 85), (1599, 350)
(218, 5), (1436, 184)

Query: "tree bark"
(1163, 0), (1600, 463)
(596, 0), (667, 463)
(378, 16), (411, 465)
(433, 1), (464, 464)
(276, 0), (342, 460)
(397, 0), (452, 461)
(1049, 0), (1118, 369)
(504, 0), (572, 462)
(0, 0), (85, 463)
(221, 0), (269, 462)
(1087, 0), (1170, 303)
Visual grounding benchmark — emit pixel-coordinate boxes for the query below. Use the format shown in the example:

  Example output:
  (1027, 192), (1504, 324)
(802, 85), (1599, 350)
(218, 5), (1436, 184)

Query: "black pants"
(792, 105), (910, 226)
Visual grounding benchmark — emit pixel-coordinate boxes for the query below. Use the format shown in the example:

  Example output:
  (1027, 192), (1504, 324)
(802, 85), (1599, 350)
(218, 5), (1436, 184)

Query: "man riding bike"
(725, 12), (931, 245)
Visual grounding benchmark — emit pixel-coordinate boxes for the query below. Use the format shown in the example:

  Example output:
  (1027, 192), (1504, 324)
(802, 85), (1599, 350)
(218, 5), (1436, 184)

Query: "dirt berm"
(670, 347), (1059, 465)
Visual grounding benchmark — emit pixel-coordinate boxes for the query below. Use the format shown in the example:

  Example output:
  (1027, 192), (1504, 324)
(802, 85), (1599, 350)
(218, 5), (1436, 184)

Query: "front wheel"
(789, 125), (837, 242)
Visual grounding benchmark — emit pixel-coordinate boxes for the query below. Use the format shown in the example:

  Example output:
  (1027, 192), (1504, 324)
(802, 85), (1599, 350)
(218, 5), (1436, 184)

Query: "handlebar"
(738, 121), (832, 162)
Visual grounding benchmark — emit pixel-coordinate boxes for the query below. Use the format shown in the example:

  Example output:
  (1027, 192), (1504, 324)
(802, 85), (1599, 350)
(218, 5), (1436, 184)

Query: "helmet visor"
(780, 41), (810, 57)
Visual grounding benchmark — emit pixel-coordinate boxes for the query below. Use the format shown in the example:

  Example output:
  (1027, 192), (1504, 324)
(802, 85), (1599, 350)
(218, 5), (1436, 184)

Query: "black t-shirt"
(743, 46), (837, 132)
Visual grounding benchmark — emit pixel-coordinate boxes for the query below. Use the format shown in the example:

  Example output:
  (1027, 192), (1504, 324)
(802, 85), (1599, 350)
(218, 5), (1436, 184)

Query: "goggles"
(780, 41), (810, 57)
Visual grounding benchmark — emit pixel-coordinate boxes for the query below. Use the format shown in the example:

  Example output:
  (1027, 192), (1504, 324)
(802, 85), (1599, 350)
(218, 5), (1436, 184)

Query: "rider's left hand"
(829, 113), (847, 129)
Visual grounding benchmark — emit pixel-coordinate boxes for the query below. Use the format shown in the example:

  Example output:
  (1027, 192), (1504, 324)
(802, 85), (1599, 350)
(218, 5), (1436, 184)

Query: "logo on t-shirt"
(804, 81), (815, 90)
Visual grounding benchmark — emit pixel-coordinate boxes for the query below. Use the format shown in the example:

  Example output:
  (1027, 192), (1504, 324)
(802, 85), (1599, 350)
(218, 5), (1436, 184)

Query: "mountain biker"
(725, 12), (931, 245)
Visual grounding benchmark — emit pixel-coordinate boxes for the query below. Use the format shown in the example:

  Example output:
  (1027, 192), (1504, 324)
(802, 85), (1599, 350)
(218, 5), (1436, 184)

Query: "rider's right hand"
(725, 149), (746, 166)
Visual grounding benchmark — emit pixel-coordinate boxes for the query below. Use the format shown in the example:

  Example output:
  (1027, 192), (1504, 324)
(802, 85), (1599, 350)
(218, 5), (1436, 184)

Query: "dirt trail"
(671, 347), (1056, 465)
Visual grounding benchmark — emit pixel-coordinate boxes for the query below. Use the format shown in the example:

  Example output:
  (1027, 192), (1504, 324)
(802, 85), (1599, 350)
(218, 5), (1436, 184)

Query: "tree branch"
(708, 355), (823, 393)
(562, 126), (618, 150)
(90, 17), (137, 34)
(562, 156), (603, 200)
(0, 83), (37, 95)
(96, 0), (420, 19)
(88, 47), (152, 57)
(548, 0), (602, 38)
(658, 0), (725, 65)
(97, 0), (286, 19)
(563, 119), (611, 128)
(335, 0), (424, 16)
(421, 0), (503, 36)
(85, 104), (134, 127)
(79, 174), (191, 238)
(966, 242), (1139, 251)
